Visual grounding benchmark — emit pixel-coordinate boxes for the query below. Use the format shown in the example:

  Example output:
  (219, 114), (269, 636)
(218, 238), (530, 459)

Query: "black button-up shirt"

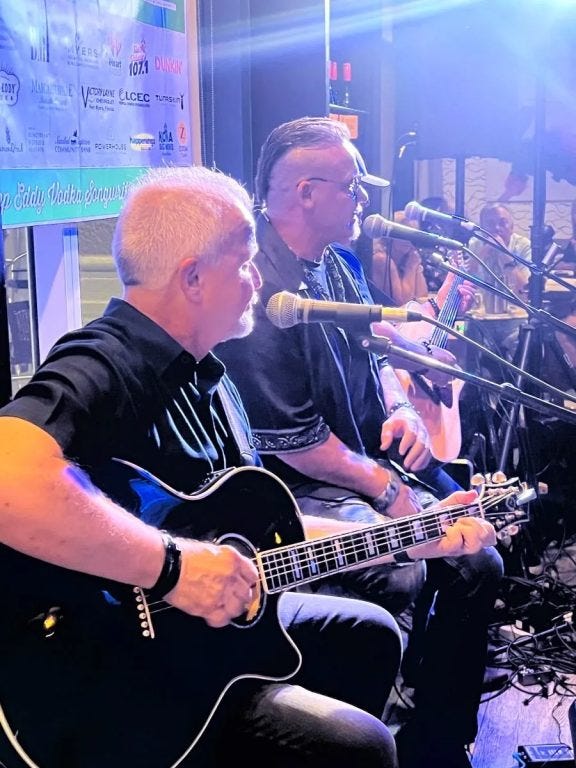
(2, 298), (258, 496)
(218, 213), (387, 488)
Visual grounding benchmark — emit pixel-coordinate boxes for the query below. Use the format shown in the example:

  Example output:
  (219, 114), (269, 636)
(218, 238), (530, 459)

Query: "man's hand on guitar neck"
(398, 489), (497, 561)
(435, 271), (476, 314)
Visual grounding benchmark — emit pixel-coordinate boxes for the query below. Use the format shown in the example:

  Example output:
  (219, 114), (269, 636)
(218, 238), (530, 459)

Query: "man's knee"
(456, 546), (504, 589)
(332, 712), (398, 768)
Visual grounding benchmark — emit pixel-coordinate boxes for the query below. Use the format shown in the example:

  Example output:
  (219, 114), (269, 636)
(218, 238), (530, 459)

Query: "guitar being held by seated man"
(217, 117), (505, 768)
(0, 166), (496, 768)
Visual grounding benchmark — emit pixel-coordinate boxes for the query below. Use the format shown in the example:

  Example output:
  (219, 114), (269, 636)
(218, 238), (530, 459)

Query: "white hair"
(112, 166), (253, 289)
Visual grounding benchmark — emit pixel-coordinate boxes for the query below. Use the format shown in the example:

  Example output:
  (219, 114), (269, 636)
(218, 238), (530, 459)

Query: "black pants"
(294, 475), (504, 750)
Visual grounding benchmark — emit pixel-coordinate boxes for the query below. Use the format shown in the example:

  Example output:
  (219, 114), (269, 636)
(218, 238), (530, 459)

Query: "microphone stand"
(423, 250), (576, 340)
(356, 333), (576, 426)
(492, 63), (558, 483)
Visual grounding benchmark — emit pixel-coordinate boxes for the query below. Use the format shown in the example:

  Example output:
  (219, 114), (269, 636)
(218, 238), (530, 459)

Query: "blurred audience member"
(372, 210), (428, 305)
(468, 203), (531, 314)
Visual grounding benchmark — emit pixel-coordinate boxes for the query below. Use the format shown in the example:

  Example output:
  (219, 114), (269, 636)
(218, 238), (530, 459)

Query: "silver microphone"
(362, 214), (464, 250)
(404, 201), (477, 232)
(266, 291), (422, 330)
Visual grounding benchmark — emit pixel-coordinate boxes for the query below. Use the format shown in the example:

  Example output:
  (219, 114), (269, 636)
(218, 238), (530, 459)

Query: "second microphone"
(266, 291), (422, 329)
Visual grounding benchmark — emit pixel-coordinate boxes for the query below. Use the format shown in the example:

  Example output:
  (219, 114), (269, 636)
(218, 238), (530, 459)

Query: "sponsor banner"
(99, 0), (185, 33)
(0, 0), (192, 225)
(135, 1), (186, 34)
(0, 167), (149, 227)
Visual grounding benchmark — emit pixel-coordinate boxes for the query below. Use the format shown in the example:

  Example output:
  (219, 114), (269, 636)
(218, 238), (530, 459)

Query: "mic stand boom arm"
(357, 333), (576, 426)
(388, 313), (576, 406)
(427, 249), (576, 339)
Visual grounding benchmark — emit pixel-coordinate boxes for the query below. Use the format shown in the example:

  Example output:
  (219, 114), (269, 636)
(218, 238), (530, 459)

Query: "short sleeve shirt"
(1, 299), (259, 498)
(217, 214), (387, 487)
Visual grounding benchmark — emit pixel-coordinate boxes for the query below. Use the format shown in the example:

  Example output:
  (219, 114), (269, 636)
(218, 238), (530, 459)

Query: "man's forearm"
(378, 361), (413, 411)
(277, 432), (393, 499)
(0, 417), (165, 589)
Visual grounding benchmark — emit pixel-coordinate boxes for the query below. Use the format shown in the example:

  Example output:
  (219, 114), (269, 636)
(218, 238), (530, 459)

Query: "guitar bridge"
(413, 373), (454, 408)
(133, 587), (156, 639)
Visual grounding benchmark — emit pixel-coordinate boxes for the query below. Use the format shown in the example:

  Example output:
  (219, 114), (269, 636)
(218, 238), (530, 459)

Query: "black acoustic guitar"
(0, 462), (532, 767)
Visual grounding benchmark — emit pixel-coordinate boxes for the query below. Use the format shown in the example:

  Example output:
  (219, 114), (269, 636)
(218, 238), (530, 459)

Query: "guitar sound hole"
(217, 533), (265, 628)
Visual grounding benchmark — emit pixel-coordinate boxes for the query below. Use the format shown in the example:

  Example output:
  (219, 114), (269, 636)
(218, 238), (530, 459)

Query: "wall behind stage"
(0, 0), (199, 228)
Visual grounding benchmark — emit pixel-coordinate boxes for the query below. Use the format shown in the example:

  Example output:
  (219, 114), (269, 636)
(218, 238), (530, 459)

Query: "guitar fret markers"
(260, 489), (526, 594)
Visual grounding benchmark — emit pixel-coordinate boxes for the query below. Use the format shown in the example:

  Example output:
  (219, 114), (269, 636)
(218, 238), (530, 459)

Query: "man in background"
(218, 117), (502, 768)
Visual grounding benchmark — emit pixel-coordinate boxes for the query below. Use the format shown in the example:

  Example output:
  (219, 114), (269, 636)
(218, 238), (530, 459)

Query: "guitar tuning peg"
(492, 471), (507, 484)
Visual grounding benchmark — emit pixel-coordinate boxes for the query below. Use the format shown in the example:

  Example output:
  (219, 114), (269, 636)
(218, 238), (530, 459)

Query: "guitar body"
(396, 368), (464, 461)
(0, 465), (304, 768)
(0, 461), (531, 767)
(395, 288), (465, 462)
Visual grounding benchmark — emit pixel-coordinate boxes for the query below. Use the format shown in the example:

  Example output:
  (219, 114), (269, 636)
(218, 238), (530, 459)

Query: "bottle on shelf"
(329, 60), (339, 105)
(342, 62), (352, 107)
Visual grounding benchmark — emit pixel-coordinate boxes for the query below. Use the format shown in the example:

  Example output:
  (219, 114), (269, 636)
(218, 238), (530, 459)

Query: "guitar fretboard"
(429, 273), (463, 348)
(261, 505), (466, 593)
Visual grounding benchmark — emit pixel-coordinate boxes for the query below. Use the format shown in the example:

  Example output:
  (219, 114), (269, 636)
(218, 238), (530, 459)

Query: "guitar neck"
(260, 502), (470, 593)
(429, 275), (464, 348)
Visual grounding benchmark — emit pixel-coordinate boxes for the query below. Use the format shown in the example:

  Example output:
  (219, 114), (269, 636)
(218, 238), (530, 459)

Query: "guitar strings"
(144, 490), (517, 614)
(261, 492), (515, 589)
(429, 273), (462, 347)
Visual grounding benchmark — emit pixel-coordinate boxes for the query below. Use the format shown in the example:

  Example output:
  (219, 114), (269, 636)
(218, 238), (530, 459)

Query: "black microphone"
(404, 201), (477, 232)
(363, 214), (465, 250)
(266, 291), (423, 330)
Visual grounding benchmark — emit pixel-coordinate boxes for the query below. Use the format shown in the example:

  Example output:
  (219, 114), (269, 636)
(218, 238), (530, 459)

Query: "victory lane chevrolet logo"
(81, 85), (115, 109)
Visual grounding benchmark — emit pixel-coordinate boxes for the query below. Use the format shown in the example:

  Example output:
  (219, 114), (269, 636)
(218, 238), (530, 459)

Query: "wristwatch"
(372, 468), (401, 513)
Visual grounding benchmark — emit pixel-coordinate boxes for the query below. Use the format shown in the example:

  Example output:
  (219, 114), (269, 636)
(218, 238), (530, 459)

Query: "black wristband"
(149, 531), (182, 599)
(387, 400), (416, 417)
(392, 550), (417, 564)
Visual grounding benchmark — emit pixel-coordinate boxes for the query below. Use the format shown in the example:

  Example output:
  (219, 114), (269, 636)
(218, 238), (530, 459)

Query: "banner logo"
(130, 133), (155, 151)
(0, 70), (19, 105)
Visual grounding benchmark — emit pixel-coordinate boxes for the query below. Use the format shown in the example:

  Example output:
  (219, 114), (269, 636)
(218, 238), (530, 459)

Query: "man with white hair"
(0, 166), (494, 768)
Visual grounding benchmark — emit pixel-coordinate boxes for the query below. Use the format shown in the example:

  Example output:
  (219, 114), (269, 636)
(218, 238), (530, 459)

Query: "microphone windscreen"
(266, 291), (298, 329)
(362, 214), (388, 239)
(404, 201), (422, 220)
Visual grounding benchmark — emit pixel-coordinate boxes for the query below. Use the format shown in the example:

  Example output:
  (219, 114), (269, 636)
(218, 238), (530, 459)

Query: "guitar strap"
(217, 382), (256, 466)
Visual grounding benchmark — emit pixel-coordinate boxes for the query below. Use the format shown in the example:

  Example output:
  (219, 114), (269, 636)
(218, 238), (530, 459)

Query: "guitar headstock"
(471, 471), (534, 538)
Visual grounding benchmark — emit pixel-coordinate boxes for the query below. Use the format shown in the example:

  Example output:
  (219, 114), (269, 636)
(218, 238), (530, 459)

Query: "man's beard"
(229, 304), (256, 340)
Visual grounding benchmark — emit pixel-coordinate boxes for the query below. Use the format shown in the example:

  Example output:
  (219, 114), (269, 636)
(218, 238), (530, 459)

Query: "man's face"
(201, 210), (261, 346)
(486, 206), (513, 244)
(304, 141), (370, 245)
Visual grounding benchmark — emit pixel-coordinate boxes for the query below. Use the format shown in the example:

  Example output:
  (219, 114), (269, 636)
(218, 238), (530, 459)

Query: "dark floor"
(384, 537), (576, 768)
